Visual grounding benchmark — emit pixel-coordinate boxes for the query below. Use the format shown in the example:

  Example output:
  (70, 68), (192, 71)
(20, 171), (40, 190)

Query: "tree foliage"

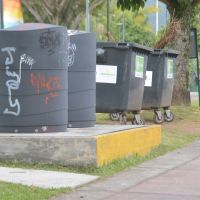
(117, 0), (200, 17)
(22, 0), (104, 29)
(89, 0), (156, 45)
(117, 0), (146, 11)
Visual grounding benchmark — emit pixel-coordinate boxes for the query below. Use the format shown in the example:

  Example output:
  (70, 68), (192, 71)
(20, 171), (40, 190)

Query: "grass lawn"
(0, 101), (199, 200)
(0, 182), (70, 200)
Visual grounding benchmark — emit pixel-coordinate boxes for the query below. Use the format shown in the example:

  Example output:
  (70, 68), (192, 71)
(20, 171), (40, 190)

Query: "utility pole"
(107, 0), (110, 41)
(189, 28), (200, 108)
(156, 0), (158, 34)
(86, 0), (90, 32)
(193, 28), (200, 108)
(197, 49), (200, 108)
(122, 12), (125, 42)
(0, 0), (3, 29)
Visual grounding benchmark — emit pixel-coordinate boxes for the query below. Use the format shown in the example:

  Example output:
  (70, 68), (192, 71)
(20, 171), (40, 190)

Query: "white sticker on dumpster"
(96, 65), (117, 84)
(135, 55), (144, 78)
(145, 71), (153, 87)
(167, 59), (174, 79)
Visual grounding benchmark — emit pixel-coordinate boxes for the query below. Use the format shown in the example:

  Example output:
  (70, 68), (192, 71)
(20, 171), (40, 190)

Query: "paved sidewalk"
(50, 141), (200, 200)
(0, 167), (98, 189)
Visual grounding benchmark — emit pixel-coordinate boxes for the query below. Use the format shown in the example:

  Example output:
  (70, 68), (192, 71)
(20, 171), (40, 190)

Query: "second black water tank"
(67, 30), (96, 128)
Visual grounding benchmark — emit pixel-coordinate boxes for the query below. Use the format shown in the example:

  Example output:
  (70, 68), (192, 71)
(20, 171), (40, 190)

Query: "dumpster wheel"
(131, 118), (145, 125)
(164, 110), (174, 122)
(109, 113), (120, 121)
(131, 113), (145, 125)
(153, 111), (164, 124)
(119, 113), (127, 124)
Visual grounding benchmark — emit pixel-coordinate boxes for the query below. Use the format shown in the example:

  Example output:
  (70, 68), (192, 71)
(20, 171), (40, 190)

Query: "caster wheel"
(119, 113), (127, 124)
(109, 113), (120, 121)
(164, 111), (174, 122)
(153, 113), (164, 124)
(132, 118), (145, 125)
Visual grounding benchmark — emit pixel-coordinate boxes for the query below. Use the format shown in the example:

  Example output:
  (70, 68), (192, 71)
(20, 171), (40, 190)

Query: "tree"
(117, 0), (200, 105)
(22, 0), (104, 29)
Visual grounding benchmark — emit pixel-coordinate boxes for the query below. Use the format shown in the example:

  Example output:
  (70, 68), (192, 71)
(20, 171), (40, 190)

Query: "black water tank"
(0, 23), (68, 133)
(67, 30), (96, 128)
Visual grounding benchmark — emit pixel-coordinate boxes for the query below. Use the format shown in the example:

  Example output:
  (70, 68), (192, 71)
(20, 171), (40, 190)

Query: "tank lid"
(68, 29), (95, 36)
(5, 23), (66, 31)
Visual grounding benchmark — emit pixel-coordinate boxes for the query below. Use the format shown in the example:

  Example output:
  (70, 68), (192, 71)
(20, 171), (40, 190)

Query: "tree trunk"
(170, 8), (192, 105)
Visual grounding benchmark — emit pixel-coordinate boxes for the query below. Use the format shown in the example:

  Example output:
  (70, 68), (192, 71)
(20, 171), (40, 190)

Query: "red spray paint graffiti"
(30, 73), (62, 105)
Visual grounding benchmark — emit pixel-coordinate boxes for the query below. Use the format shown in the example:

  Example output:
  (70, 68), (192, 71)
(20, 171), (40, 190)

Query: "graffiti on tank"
(68, 43), (76, 67)
(39, 29), (61, 55)
(20, 54), (35, 69)
(2, 47), (34, 116)
(30, 73), (62, 105)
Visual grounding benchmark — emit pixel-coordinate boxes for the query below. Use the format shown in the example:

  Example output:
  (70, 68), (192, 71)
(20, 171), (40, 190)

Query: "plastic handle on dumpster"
(96, 48), (105, 56)
(153, 48), (164, 54)
(116, 42), (129, 48)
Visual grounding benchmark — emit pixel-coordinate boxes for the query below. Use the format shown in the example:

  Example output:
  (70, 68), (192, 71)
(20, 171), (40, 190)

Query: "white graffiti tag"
(2, 47), (34, 116)
(4, 68), (20, 116)
(68, 43), (76, 67)
(20, 54), (35, 69)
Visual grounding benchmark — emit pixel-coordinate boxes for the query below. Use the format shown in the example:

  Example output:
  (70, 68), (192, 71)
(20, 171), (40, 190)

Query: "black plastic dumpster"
(142, 49), (179, 123)
(96, 42), (152, 125)
(68, 30), (96, 128)
(0, 23), (68, 133)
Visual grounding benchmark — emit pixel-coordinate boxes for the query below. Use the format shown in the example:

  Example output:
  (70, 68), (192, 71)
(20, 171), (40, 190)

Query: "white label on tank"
(145, 71), (153, 87)
(167, 59), (174, 79)
(96, 65), (117, 84)
(135, 55), (144, 78)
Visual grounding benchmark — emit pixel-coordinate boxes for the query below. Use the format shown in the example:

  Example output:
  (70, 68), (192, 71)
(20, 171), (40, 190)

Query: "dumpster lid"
(166, 49), (180, 56)
(153, 48), (180, 57)
(97, 42), (153, 52)
(127, 42), (153, 52)
(97, 42), (117, 48)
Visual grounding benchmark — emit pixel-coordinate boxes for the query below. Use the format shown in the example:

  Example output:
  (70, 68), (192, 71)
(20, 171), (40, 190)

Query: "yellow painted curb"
(95, 125), (161, 166)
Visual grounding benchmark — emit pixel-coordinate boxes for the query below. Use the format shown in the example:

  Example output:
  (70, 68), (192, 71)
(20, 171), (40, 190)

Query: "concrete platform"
(0, 125), (161, 167)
